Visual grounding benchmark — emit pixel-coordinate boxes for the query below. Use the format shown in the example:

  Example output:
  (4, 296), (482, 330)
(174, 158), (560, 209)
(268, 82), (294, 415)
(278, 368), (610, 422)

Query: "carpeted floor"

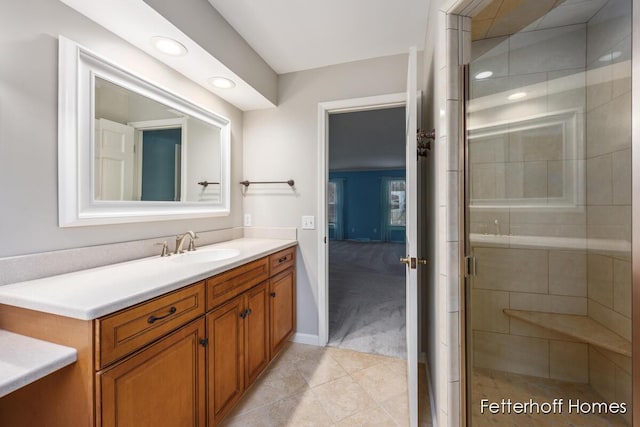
(328, 240), (407, 359)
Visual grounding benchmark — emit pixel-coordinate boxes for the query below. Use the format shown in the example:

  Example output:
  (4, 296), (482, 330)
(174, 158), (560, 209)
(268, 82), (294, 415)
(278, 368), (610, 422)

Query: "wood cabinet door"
(98, 318), (206, 427)
(206, 295), (245, 424)
(244, 281), (270, 386)
(269, 268), (296, 357)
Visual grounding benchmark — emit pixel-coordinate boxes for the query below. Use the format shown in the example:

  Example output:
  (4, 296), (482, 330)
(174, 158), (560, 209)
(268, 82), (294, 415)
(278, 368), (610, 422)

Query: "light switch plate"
(244, 214), (252, 226)
(302, 216), (315, 230)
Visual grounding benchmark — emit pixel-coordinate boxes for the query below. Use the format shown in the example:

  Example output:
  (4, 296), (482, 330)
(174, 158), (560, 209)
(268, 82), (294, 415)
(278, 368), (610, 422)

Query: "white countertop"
(0, 329), (77, 398)
(0, 238), (297, 320)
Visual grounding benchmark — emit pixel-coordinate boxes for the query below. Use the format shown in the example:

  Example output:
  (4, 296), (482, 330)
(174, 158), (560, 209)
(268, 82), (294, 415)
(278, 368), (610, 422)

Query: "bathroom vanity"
(0, 238), (296, 427)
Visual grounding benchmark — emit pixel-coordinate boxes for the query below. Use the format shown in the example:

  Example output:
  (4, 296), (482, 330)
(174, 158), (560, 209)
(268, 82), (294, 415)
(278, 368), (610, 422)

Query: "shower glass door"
(466, 0), (633, 425)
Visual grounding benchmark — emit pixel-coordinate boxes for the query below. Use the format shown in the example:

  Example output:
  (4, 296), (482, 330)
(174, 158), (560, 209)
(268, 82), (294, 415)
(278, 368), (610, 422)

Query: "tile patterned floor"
(221, 343), (432, 426)
(471, 368), (629, 427)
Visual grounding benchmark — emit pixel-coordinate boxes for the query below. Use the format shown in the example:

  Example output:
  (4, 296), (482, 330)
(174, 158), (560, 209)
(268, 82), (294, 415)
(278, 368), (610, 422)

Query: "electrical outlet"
(244, 214), (252, 226)
(302, 216), (315, 230)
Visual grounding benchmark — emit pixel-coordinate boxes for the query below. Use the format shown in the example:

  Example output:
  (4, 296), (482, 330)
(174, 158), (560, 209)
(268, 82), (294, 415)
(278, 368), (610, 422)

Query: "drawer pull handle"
(246, 308), (252, 316)
(278, 256), (288, 263)
(240, 310), (247, 319)
(270, 292), (276, 298)
(147, 306), (177, 324)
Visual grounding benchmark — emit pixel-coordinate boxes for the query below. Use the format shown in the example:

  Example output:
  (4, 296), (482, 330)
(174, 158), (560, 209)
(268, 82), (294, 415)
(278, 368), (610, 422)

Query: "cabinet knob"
(199, 338), (208, 347)
(270, 292), (276, 298)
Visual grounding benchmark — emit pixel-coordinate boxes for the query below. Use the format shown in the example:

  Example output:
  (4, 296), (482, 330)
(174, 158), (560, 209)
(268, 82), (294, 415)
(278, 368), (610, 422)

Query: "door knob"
(400, 257), (427, 269)
(400, 256), (416, 269)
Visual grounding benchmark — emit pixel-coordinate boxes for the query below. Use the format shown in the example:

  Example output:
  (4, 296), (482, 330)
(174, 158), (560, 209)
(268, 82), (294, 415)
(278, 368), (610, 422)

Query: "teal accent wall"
(329, 169), (405, 242)
(141, 128), (182, 201)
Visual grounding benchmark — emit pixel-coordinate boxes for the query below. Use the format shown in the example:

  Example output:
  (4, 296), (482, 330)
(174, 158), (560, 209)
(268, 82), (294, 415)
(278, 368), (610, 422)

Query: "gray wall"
(0, 0), (244, 257)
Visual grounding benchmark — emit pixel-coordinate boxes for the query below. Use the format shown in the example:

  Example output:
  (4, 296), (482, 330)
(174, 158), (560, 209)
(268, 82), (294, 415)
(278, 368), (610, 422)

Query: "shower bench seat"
(503, 309), (631, 357)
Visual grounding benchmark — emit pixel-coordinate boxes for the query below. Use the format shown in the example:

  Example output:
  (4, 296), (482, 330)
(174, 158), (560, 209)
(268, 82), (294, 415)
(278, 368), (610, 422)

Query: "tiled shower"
(467, 0), (632, 425)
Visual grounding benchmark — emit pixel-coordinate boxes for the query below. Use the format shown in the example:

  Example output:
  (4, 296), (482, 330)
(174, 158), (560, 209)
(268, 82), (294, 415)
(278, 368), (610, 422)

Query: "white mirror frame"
(58, 36), (231, 227)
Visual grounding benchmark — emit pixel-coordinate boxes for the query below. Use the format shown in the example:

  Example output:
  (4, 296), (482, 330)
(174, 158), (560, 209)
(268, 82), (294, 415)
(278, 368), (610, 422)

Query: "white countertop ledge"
(0, 329), (77, 398)
(0, 238), (297, 320)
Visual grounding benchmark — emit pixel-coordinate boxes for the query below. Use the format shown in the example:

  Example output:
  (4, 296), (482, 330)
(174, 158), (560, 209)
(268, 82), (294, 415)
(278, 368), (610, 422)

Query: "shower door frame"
(631, 0), (640, 424)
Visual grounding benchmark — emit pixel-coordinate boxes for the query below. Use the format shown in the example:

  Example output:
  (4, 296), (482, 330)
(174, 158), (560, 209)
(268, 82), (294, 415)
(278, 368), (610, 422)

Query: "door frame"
(316, 92), (407, 346)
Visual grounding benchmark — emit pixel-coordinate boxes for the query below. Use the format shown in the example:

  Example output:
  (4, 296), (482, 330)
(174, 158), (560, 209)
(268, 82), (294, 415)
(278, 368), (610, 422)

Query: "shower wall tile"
(611, 38), (632, 98)
(549, 341), (589, 383)
(469, 134), (508, 164)
(586, 0), (632, 66)
(471, 289), (509, 333)
(509, 209), (587, 239)
(588, 300), (631, 341)
(589, 346), (617, 402)
(586, 92), (631, 158)
(597, 346), (632, 375)
(509, 292), (587, 315)
(505, 162), (524, 199)
(615, 366), (632, 425)
(549, 250), (587, 297)
(523, 161), (547, 198)
(586, 154), (612, 205)
(547, 69), (586, 112)
(586, 64), (612, 112)
(474, 331), (549, 377)
(470, 37), (509, 78)
(613, 258), (631, 318)
(509, 25), (586, 74)
(546, 160), (564, 198)
(587, 205), (631, 241)
(612, 149), (631, 205)
(587, 253), (614, 308)
(473, 247), (548, 293)
(468, 208), (509, 235)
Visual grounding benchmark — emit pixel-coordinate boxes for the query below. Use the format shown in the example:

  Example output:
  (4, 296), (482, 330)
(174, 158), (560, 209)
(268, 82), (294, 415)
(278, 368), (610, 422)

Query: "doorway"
(327, 107), (407, 358)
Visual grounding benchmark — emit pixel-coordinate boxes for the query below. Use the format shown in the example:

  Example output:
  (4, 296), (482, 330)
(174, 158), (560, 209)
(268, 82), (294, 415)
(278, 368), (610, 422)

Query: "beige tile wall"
(584, 0), (632, 416)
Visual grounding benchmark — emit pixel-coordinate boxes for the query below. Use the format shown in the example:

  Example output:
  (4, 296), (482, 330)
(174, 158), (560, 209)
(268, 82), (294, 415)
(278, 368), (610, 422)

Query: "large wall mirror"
(58, 37), (231, 227)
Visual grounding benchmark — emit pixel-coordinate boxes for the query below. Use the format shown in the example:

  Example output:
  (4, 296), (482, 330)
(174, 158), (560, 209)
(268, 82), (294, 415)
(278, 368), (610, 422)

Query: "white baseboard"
(290, 332), (320, 346)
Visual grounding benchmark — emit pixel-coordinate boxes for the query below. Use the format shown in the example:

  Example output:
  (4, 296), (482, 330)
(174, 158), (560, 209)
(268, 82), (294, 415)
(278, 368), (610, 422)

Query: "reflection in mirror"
(58, 37), (231, 227)
(94, 77), (221, 203)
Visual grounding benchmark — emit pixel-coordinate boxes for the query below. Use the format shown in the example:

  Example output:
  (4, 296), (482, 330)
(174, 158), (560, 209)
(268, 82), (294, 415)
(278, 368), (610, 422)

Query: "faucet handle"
(188, 233), (198, 251)
(155, 241), (170, 257)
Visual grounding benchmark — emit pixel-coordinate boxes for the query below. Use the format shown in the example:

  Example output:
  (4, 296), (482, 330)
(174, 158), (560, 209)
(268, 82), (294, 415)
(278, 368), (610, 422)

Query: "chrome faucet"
(175, 231), (198, 254)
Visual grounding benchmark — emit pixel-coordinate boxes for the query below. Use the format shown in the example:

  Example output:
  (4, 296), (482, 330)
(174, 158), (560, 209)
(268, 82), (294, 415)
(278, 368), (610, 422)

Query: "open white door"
(403, 46), (419, 427)
(94, 118), (135, 200)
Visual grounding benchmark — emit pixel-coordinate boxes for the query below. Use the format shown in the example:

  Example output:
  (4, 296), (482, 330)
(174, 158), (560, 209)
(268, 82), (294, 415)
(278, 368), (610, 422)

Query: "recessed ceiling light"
(150, 36), (188, 56)
(209, 77), (236, 89)
(475, 71), (493, 80)
(598, 51), (622, 62)
(507, 92), (527, 101)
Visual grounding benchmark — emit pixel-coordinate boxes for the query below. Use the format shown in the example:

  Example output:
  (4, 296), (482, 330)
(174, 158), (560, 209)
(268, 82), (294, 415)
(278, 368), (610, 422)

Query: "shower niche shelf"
(503, 309), (631, 357)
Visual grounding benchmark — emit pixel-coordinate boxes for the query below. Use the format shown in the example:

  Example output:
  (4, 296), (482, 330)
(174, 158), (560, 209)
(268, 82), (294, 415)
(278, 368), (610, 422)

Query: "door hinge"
(465, 256), (477, 277)
(324, 236), (327, 244)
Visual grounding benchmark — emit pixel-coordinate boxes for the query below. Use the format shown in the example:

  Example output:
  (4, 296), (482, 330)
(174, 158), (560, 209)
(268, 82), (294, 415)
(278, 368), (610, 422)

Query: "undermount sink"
(170, 248), (240, 264)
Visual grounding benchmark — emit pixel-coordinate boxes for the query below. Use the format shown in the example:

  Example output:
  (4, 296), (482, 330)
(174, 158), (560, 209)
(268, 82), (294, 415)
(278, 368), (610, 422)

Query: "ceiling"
(329, 107), (406, 171)
(472, 0), (607, 40)
(207, 0), (430, 74)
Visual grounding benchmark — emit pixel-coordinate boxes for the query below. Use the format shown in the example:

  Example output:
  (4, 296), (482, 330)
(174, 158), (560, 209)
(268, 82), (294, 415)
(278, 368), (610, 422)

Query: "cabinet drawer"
(269, 246), (296, 276)
(96, 282), (205, 369)
(206, 257), (269, 311)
